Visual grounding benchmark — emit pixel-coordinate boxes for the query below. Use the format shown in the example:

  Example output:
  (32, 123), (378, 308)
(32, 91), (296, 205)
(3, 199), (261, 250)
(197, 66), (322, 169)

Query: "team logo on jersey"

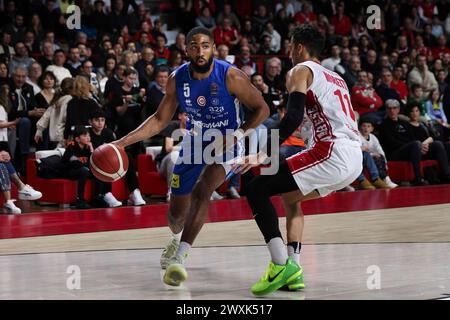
(197, 96), (206, 106)
(185, 99), (192, 106)
(212, 98), (219, 106)
(210, 82), (218, 96)
(171, 174), (180, 188)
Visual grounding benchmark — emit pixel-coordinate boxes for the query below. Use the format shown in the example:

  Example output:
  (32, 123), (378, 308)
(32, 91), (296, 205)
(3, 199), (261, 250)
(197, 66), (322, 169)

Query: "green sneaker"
(160, 237), (180, 269)
(163, 255), (187, 286)
(251, 257), (303, 296)
(280, 273), (305, 291)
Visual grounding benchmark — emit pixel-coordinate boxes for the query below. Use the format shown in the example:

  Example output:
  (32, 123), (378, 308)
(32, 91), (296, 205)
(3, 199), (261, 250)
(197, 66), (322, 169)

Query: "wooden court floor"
(1, 204), (449, 299)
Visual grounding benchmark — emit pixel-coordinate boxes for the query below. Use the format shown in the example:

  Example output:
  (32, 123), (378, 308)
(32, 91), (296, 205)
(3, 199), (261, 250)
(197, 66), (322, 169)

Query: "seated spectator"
(407, 54), (438, 98)
(104, 62), (126, 104)
(153, 35), (170, 65)
(321, 45), (341, 72)
(167, 50), (183, 73)
(8, 42), (35, 75)
(407, 104), (450, 183)
(391, 66), (409, 104)
(407, 84), (429, 120)
(252, 4), (272, 35)
(195, 6), (216, 31)
(35, 77), (74, 149)
(356, 119), (397, 190)
(216, 3), (241, 30)
(261, 22), (281, 53)
(257, 35), (276, 56)
(46, 49), (72, 86)
(251, 73), (282, 129)
(234, 45), (256, 74)
(214, 18), (240, 49)
(216, 44), (230, 62)
(109, 67), (145, 157)
(88, 110), (145, 206)
(351, 70), (384, 125)
(0, 149), (42, 214)
(375, 69), (402, 106)
(336, 55), (360, 90)
(35, 71), (56, 109)
(294, 1), (317, 25)
(0, 84), (19, 154)
(64, 75), (101, 140)
(8, 67), (43, 175)
(144, 66), (169, 119)
(379, 99), (431, 185)
(38, 41), (55, 71)
(168, 33), (187, 61)
(62, 125), (116, 209)
(331, 2), (352, 36)
(431, 35), (450, 60)
(26, 62), (42, 95)
(425, 88), (450, 141)
(65, 46), (82, 77)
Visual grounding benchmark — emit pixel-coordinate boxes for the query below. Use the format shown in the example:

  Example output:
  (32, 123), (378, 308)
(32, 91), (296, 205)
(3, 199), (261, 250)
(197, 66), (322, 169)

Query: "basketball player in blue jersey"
(113, 27), (270, 286)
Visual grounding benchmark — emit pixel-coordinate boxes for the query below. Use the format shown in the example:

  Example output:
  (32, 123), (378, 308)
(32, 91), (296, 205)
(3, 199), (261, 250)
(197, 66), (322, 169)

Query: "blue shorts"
(170, 136), (244, 196)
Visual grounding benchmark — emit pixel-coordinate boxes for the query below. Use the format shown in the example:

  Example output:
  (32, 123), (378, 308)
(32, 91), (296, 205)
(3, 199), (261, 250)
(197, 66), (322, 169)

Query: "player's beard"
(190, 56), (214, 73)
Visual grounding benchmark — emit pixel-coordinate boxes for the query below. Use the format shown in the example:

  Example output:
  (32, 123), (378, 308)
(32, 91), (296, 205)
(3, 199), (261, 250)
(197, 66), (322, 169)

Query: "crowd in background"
(1, 0), (450, 212)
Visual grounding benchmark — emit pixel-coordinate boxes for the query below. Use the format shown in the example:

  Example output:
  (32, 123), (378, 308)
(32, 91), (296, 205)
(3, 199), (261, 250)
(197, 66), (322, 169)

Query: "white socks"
(267, 237), (288, 265)
(176, 241), (191, 260)
(172, 230), (182, 242)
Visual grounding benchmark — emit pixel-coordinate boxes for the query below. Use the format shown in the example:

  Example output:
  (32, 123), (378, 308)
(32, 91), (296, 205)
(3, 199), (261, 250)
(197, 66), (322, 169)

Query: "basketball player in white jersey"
(233, 24), (362, 296)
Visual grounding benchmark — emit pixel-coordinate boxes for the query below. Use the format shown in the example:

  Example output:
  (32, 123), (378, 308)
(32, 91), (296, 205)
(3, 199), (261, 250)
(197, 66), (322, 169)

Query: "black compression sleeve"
(278, 91), (306, 145)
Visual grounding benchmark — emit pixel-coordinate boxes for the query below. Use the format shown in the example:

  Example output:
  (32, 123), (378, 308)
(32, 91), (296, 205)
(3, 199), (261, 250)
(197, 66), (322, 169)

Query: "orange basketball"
(89, 143), (129, 182)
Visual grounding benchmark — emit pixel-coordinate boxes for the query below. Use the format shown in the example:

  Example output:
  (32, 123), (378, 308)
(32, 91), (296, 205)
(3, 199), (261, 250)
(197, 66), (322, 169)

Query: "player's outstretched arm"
(226, 67), (270, 135)
(114, 73), (178, 148)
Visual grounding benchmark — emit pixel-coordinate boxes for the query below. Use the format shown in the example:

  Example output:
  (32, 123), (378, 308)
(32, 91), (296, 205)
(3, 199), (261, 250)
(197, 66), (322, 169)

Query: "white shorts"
(286, 140), (362, 197)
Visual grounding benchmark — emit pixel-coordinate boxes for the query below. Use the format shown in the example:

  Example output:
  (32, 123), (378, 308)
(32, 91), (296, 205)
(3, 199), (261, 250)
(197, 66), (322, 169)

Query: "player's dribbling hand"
(231, 151), (268, 174)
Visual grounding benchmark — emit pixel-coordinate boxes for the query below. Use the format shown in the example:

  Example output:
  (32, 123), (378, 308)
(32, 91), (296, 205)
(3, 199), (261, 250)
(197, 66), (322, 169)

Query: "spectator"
(321, 45), (341, 72)
(216, 44), (229, 62)
(216, 3), (241, 31)
(0, 31), (15, 59)
(64, 75), (100, 140)
(379, 99), (428, 185)
(109, 0), (129, 34)
(251, 72), (281, 130)
(362, 49), (380, 80)
(88, 109), (145, 206)
(294, 1), (317, 25)
(257, 35), (276, 56)
(3, 12), (26, 44)
(408, 55), (438, 97)
(109, 67), (145, 156)
(351, 70), (384, 125)
(240, 19), (258, 52)
(46, 49), (72, 86)
(261, 22), (281, 53)
(214, 18), (240, 49)
(407, 104), (450, 183)
(331, 2), (351, 36)
(425, 88), (450, 141)
(8, 42), (35, 75)
(167, 50), (183, 73)
(0, 84), (19, 154)
(356, 119), (396, 190)
(336, 55), (360, 90)
(8, 67), (43, 174)
(407, 84), (428, 119)
(26, 62), (42, 95)
(431, 35), (450, 60)
(89, 0), (110, 36)
(252, 4), (272, 35)
(376, 69), (403, 106)
(104, 62), (126, 104)
(144, 65), (169, 119)
(97, 54), (116, 82)
(153, 35), (170, 65)
(437, 70), (448, 95)
(169, 33), (187, 61)
(195, 6), (216, 31)
(65, 47), (82, 77)
(0, 149), (42, 214)
(234, 45), (256, 74)
(35, 71), (56, 110)
(35, 77), (74, 149)
(391, 66), (409, 104)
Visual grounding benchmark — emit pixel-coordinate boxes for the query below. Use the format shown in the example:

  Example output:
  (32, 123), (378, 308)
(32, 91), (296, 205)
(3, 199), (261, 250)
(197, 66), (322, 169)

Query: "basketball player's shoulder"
(286, 64), (312, 89)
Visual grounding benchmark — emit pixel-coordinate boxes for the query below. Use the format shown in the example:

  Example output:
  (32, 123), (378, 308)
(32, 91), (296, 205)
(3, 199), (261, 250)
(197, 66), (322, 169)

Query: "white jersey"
(298, 60), (360, 147)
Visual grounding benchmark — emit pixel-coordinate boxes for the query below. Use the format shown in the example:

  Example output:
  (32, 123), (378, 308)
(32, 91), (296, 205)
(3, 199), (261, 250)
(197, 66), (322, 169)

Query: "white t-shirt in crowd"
(0, 105), (8, 141)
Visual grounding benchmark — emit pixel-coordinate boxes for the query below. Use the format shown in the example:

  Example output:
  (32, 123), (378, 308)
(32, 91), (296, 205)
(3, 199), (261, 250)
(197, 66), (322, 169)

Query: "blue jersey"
(175, 59), (241, 135)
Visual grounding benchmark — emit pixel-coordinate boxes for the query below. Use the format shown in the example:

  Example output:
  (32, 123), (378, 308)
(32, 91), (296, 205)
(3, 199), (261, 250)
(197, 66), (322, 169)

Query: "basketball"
(89, 143), (129, 182)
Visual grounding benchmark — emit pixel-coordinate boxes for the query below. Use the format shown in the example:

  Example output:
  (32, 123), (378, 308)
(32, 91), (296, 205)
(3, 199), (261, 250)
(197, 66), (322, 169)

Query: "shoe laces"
(163, 237), (179, 258)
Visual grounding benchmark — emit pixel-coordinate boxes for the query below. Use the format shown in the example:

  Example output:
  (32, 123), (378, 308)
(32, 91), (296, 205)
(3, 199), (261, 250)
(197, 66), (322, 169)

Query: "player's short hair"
(186, 27), (213, 44)
(290, 24), (324, 58)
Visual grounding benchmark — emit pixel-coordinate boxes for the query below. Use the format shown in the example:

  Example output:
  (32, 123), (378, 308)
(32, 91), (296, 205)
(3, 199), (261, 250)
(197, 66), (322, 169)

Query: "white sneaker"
(4, 200), (21, 214)
(103, 192), (122, 207)
(210, 191), (224, 201)
(128, 188), (146, 206)
(160, 236), (180, 269)
(18, 184), (42, 201)
(227, 186), (240, 199)
(341, 185), (355, 192)
(384, 176), (398, 188)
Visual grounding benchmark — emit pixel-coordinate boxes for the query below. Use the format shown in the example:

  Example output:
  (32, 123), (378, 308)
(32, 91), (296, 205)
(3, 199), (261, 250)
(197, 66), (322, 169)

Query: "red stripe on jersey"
(305, 91), (334, 143)
(287, 141), (334, 175)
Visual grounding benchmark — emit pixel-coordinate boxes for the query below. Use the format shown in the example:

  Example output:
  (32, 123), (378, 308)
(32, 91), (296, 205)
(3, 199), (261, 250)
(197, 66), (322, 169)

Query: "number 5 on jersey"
(183, 83), (190, 98)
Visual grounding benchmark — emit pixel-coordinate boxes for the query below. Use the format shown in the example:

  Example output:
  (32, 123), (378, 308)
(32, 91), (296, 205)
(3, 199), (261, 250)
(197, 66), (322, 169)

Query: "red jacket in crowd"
(351, 84), (383, 115)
